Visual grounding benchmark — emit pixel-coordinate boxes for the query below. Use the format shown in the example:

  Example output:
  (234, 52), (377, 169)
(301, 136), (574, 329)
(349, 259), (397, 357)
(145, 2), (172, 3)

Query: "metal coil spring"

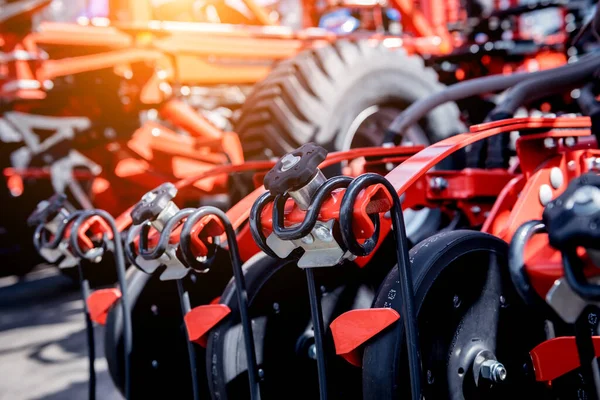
(129, 208), (218, 273)
(127, 205), (262, 400)
(249, 172), (422, 400)
(31, 207), (133, 400)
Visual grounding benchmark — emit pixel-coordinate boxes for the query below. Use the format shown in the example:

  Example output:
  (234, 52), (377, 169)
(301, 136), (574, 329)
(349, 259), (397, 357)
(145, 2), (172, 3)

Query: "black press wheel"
(206, 252), (388, 400)
(104, 249), (233, 399)
(362, 230), (550, 400)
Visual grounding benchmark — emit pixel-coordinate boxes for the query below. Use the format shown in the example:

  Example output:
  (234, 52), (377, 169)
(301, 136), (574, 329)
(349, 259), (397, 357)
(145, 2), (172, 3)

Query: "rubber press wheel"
(104, 249), (233, 399)
(206, 252), (391, 400)
(362, 230), (550, 400)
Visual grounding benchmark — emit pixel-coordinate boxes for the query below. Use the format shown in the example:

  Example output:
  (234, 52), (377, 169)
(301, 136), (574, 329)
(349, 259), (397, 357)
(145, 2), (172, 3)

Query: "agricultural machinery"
(1, 0), (591, 275)
(13, 0), (600, 399)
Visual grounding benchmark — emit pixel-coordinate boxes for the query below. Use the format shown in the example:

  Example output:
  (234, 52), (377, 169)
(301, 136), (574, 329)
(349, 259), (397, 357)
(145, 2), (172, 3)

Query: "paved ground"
(0, 266), (122, 400)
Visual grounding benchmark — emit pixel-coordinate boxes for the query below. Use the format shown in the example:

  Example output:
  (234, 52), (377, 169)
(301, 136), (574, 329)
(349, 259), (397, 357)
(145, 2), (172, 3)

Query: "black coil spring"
(249, 172), (422, 400)
(31, 206), (133, 400)
(127, 205), (262, 400)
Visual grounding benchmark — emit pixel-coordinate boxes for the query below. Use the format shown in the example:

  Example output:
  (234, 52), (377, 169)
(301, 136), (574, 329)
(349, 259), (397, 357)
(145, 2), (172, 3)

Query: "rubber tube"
(384, 52), (600, 142)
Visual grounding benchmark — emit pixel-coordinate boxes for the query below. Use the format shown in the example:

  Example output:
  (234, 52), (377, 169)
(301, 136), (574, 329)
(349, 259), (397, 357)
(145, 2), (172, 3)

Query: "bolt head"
(314, 225), (333, 242)
(301, 234), (315, 245)
(543, 138), (556, 149)
(280, 154), (300, 172)
(453, 295), (461, 308)
(564, 137), (577, 147)
(480, 360), (507, 382)
(550, 167), (564, 190)
(430, 177), (448, 191)
(539, 184), (553, 206)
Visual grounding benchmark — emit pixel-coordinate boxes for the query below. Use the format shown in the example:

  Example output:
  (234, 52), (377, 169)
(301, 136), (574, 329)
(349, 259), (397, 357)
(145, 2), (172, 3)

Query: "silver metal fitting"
(280, 153), (301, 171)
(152, 202), (179, 231)
(480, 360), (507, 383)
(288, 170), (327, 210)
(429, 176), (448, 191)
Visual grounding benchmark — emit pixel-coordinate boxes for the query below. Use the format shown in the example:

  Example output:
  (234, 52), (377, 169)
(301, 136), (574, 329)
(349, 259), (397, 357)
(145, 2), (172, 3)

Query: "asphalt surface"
(0, 266), (122, 400)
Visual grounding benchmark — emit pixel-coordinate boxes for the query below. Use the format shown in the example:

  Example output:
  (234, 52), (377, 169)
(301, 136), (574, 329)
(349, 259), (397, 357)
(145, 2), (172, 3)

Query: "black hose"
(138, 208), (195, 260)
(563, 251), (600, 301)
(578, 83), (600, 116)
(508, 220), (546, 306)
(578, 83), (600, 142)
(69, 210), (133, 400)
(339, 173), (421, 400)
(180, 206), (262, 400)
(272, 177), (353, 241)
(40, 212), (81, 249)
(384, 52), (600, 142)
(77, 263), (96, 400)
(305, 268), (329, 400)
(124, 224), (144, 267)
(248, 192), (279, 258)
(490, 53), (600, 118)
(176, 279), (200, 400)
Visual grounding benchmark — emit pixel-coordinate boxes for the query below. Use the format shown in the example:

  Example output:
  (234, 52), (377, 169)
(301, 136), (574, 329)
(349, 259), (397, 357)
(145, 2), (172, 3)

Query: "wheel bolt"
(453, 295), (461, 308)
(480, 360), (507, 382)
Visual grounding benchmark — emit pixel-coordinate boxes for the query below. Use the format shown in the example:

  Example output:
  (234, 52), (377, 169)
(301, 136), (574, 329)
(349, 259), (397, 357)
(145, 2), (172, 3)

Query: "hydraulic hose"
(69, 210), (133, 400)
(577, 83), (600, 116)
(508, 220), (546, 306)
(339, 173), (421, 400)
(180, 206), (262, 400)
(176, 279), (201, 400)
(490, 52), (600, 118)
(384, 52), (600, 143)
(32, 210), (97, 400)
(77, 262), (96, 400)
(485, 56), (600, 168)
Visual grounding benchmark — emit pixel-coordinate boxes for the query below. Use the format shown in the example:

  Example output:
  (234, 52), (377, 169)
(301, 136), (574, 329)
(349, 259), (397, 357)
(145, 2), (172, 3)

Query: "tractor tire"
(236, 40), (463, 160)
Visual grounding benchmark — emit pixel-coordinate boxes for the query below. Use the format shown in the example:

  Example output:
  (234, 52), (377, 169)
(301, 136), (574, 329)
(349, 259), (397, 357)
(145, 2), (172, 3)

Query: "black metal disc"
(206, 252), (390, 400)
(363, 230), (550, 400)
(104, 248), (233, 399)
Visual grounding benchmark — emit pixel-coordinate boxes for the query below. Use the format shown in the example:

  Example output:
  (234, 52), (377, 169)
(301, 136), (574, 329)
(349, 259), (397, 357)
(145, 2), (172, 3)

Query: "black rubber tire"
(236, 40), (463, 159)
(206, 252), (390, 400)
(362, 230), (547, 400)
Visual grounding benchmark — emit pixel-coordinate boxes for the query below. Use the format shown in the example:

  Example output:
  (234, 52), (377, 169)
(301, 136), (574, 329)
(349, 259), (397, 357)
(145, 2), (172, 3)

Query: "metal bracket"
(266, 220), (354, 268)
(546, 277), (600, 324)
(3, 112), (91, 168)
(37, 209), (79, 268)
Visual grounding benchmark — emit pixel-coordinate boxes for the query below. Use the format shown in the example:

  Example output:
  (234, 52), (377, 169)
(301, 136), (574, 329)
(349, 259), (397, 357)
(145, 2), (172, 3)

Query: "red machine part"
(530, 337), (600, 382)
(316, 117), (595, 366)
(184, 304), (231, 347)
(86, 288), (122, 325)
(259, 117), (591, 241)
(126, 146), (425, 262)
(330, 308), (399, 367)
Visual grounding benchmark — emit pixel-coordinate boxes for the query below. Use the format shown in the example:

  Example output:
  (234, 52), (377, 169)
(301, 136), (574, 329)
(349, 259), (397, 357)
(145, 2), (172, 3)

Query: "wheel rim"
(394, 247), (547, 399)
(341, 105), (432, 242)
(341, 105), (428, 150)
